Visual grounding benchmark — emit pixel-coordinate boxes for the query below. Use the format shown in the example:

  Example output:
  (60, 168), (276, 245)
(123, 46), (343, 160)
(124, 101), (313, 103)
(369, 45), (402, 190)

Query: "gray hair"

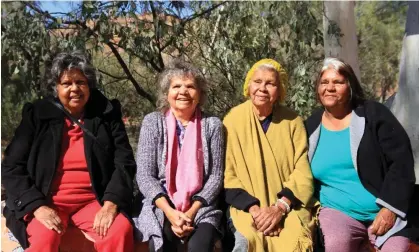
(156, 60), (208, 111)
(48, 51), (97, 96)
(257, 63), (278, 71)
(256, 63), (280, 84)
(315, 57), (365, 107)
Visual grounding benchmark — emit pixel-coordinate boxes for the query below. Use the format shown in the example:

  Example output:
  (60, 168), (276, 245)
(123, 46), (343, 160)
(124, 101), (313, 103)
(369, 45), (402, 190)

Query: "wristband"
(275, 198), (291, 213)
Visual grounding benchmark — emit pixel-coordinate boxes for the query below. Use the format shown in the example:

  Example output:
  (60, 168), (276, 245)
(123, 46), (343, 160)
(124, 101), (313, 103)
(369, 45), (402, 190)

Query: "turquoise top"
(311, 124), (380, 222)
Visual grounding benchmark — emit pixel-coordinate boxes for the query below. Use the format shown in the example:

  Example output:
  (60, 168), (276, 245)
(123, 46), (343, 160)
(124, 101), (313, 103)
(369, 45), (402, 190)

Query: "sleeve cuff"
(225, 188), (260, 212)
(244, 201), (260, 212)
(102, 193), (126, 210)
(152, 193), (171, 206)
(15, 199), (46, 220)
(191, 196), (208, 206)
(376, 198), (406, 219)
(277, 187), (302, 207)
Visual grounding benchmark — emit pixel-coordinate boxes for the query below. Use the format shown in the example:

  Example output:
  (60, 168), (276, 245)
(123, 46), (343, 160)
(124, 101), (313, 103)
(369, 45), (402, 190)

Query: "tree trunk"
(390, 2), (419, 184)
(323, 1), (361, 80)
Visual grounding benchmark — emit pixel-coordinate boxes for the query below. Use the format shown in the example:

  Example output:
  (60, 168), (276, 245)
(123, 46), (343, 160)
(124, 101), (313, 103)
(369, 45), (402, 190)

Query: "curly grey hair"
(156, 60), (208, 111)
(48, 51), (97, 96)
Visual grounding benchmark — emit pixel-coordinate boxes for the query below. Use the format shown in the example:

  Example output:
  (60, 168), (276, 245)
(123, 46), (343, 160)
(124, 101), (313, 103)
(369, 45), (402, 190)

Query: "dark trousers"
(149, 221), (218, 252)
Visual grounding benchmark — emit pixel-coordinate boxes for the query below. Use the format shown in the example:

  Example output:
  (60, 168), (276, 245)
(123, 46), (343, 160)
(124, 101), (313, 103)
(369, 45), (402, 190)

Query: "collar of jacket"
(35, 89), (114, 121)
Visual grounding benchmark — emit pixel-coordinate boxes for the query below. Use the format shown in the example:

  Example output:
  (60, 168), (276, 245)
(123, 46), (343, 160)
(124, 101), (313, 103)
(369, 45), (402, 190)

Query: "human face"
(167, 75), (200, 115)
(248, 68), (279, 109)
(56, 69), (90, 117)
(318, 68), (351, 109)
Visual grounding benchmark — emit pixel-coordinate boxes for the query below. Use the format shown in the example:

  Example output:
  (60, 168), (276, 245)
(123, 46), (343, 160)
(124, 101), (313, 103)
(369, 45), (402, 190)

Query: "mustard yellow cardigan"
(224, 100), (315, 252)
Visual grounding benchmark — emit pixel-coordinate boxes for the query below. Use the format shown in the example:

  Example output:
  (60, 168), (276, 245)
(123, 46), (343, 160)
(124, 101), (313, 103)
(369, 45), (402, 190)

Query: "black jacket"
(305, 101), (415, 216)
(1, 89), (136, 248)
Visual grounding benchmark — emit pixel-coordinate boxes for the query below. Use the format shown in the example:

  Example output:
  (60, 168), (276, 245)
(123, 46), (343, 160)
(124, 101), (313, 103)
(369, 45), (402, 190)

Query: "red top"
(50, 117), (96, 204)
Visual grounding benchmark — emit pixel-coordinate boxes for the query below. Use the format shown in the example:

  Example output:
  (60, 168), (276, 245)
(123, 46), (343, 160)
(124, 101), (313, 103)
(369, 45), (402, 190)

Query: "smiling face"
(56, 68), (90, 117)
(167, 75), (200, 116)
(248, 68), (279, 109)
(318, 68), (351, 109)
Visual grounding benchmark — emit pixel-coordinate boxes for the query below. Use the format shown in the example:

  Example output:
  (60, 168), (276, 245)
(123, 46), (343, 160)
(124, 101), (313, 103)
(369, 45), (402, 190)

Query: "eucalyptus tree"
(1, 1), (227, 140)
(2, 1), (323, 119)
(184, 1), (324, 118)
(323, 1), (360, 79)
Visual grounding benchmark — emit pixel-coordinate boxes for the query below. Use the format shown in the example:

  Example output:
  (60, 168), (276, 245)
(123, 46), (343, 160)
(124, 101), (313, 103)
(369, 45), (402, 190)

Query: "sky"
(40, 1), (80, 14)
(39, 1), (194, 18)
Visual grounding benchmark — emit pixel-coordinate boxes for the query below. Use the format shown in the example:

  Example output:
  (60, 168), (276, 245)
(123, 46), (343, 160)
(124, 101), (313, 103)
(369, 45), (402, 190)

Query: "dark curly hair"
(48, 50), (97, 96)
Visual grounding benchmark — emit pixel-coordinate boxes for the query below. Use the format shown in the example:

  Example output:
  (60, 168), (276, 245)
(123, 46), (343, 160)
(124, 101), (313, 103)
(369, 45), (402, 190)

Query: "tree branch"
(97, 68), (127, 80)
(25, 2), (156, 107)
(160, 2), (226, 53)
(108, 41), (163, 72)
(184, 2), (227, 23)
(149, 1), (165, 69)
(106, 42), (156, 105)
(103, 78), (127, 86)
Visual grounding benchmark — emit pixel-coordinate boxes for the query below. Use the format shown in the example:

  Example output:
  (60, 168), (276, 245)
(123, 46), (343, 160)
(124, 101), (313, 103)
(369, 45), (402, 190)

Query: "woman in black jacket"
(2, 51), (136, 251)
(305, 57), (415, 252)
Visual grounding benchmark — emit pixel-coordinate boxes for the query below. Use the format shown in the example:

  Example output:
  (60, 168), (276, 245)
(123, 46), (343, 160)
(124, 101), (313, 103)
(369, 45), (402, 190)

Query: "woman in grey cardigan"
(133, 61), (224, 252)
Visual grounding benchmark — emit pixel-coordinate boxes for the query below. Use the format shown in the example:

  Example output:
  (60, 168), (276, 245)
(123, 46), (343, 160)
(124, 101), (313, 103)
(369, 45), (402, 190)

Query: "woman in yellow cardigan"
(224, 59), (315, 252)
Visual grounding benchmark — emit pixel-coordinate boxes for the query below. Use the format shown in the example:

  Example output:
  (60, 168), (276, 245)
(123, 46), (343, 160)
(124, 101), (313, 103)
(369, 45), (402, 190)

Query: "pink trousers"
(318, 207), (409, 252)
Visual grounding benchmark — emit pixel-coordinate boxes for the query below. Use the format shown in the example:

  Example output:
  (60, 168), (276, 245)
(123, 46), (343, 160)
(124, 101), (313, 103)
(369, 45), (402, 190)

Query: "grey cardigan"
(133, 111), (224, 251)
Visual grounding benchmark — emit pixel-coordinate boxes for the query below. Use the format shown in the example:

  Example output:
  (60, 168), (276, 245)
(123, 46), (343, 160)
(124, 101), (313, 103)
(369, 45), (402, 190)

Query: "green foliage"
(356, 2), (407, 101)
(1, 85), (38, 142)
(2, 1), (325, 143)
(185, 1), (324, 118)
(1, 2), (51, 95)
(1, 1), (408, 144)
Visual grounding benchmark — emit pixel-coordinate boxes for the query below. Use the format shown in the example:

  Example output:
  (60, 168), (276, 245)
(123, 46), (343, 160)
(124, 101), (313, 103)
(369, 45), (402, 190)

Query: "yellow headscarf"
(243, 59), (288, 104)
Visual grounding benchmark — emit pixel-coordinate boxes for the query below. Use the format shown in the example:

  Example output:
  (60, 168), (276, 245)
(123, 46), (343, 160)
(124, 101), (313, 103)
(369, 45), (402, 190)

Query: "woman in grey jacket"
(133, 61), (224, 252)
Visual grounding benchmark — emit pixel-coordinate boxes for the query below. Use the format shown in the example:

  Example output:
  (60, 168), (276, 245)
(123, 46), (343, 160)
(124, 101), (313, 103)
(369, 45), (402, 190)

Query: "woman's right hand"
(165, 208), (194, 238)
(155, 196), (193, 237)
(165, 208), (192, 229)
(253, 206), (284, 234)
(249, 205), (261, 220)
(33, 206), (63, 234)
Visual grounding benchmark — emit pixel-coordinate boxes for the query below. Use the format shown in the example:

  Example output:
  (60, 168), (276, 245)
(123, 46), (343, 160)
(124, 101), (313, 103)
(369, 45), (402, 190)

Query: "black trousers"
(149, 221), (218, 252)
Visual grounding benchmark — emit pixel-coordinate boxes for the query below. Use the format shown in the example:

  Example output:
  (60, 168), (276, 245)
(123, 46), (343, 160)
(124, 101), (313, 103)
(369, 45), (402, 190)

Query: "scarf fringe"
(293, 223), (314, 252)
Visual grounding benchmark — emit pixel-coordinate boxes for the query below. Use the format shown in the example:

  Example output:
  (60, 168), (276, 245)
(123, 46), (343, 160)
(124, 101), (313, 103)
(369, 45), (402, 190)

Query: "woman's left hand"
(170, 201), (202, 238)
(179, 209), (197, 238)
(184, 208), (198, 226)
(266, 224), (282, 237)
(254, 206), (284, 234)
(184, 201), (202, 226)
(93, 201), (118, 237)
(370, 208), (396, 236)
